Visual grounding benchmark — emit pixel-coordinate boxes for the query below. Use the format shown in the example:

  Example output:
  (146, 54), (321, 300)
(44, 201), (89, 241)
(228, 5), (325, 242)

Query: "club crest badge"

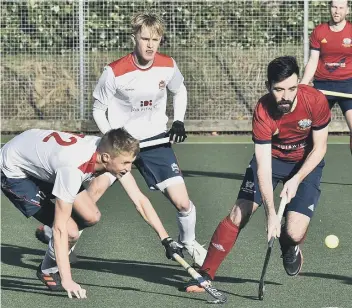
(159, 80), (166, 89)
(342, 38), (352, 47)
(298, 119), (312, 130)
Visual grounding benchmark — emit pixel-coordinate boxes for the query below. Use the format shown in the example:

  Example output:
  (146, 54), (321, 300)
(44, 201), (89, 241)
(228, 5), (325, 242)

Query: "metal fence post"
(79, 0), (85, 120)
(304, 0), (309, 65)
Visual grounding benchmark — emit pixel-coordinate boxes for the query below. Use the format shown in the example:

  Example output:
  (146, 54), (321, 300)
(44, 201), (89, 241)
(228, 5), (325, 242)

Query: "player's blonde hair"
(98, 128), (139, 158)
(131, 12), (165, 37)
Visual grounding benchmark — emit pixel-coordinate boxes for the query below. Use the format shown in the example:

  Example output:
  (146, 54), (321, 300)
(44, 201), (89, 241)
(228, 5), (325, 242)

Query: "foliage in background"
(0, 1), (346, 125)
(1, 0), (333, 54)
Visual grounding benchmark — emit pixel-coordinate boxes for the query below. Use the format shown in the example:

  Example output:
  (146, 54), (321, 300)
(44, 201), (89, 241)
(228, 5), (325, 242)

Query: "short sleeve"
(93, 66), (116, 106)
(167, 58), (184, 93)
(311, 92), (331, 130)
(310, 27), (321, 51)
(52, 167), (84, 204)
(252, 102), (274, 144)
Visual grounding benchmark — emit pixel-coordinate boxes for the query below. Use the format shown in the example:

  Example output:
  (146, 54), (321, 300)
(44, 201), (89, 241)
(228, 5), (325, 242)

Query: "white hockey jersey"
(93, 52), (184, 140)
(0, 129), (100, 204)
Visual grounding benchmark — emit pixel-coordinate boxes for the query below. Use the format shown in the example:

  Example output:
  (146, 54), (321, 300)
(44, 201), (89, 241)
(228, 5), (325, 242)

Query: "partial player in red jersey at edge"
(301, 0), (352, 154)
(184, 56), (331, 292)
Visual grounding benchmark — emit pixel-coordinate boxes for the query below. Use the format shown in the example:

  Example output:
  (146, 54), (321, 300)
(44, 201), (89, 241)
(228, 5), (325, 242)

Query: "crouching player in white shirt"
(1, 128), (183, 299)
(92, 12), (207, 267)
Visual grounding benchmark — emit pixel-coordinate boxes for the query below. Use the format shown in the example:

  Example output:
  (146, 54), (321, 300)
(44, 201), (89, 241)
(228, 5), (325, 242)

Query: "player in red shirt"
(185, 56), (331, 292)
(301, 0), (352, 154)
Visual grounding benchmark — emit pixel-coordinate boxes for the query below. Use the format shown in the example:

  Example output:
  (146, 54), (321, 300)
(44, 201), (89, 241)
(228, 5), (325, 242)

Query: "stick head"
(258, 282), (265, 300)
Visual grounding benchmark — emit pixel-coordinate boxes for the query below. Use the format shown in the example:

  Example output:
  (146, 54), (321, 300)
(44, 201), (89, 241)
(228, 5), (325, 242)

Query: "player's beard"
(276, 99), (294, 114)
(275, 94), (296, 115)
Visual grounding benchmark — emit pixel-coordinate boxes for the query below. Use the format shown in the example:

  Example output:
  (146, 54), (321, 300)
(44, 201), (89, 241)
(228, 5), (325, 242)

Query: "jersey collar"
(78, 152), (98, 174)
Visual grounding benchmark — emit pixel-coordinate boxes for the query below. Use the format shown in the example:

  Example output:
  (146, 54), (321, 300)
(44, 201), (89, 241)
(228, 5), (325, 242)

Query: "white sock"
(40, 230), (83, 274)
(41, 238), (58, 274)
(43, 225), (53, 240)
(177, 201), (196, 247)
(69, 230), (83, 253)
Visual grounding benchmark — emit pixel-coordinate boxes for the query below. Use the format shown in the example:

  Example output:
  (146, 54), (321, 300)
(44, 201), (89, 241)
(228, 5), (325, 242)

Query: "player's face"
(106, 151), (136, 177)
(133, 26), (162, 65)
(269, 73), (298, 115)
(330, 0), (349, 23)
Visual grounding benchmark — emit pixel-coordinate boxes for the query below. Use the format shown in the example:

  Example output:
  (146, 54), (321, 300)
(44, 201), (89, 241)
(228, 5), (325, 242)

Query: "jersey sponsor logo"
(124, 88), (135, 91)
(132, 100), (155, 112)
(159, 80), (166, 89)
(325, 59), (346, 72)
(342, 38), (352, 47)
(321, 38), (327, 44)
(297, 119), (312, 130)
(274, 141), (307, 151)
(140, 100), (153, 107)
(171, 163), (180, 173)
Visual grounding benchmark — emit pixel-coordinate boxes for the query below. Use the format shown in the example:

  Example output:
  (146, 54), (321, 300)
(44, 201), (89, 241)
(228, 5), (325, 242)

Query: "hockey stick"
(258, 194), (288, 300)
(319, 90), (352, 99)
(139, 137), (170, 149)
(172, 253), (227, 304)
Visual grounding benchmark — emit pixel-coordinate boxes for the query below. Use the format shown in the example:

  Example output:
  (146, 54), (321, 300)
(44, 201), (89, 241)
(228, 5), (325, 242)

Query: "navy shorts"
(134, 133), (184, 191)
(314, 78), (352, 114)
(237, 156), (325, 218)
(1, 172), (56, 225)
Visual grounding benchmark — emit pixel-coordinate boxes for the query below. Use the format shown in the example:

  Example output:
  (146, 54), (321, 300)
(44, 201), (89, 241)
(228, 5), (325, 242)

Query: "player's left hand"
(161, 237), (184, 260)
(168, 121), (187, 143)
(280, 175), (300, 204)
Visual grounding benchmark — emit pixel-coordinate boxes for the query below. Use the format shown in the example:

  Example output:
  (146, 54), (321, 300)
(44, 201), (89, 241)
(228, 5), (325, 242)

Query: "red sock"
(200, 216), (240, 279)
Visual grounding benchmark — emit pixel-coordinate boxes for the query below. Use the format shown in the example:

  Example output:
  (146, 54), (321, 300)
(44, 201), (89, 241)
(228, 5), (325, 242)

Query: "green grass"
(2, 144), (352, 308)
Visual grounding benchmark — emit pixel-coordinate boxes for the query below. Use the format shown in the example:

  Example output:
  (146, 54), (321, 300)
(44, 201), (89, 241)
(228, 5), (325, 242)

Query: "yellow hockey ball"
(325, 235), (339, 249)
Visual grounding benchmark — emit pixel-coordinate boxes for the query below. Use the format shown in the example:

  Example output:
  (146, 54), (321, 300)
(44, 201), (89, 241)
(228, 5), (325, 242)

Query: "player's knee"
(175, 198), (191, 213)
(285, 228), (306, 245)
(83, 209), (101, 227)
(67, 226), (80, 242)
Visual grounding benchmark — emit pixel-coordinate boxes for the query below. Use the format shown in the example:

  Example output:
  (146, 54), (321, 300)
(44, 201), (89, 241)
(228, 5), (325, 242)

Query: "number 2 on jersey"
(42, 132), (84, 146)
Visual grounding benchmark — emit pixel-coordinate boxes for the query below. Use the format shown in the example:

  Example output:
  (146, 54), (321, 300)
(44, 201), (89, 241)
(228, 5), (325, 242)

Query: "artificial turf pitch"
(1, 141), (351, 308)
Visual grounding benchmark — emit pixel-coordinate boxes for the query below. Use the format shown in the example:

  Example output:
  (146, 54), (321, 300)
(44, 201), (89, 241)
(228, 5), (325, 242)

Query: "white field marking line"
(0, 141), (349, 146)
(174, 141), (348, 145)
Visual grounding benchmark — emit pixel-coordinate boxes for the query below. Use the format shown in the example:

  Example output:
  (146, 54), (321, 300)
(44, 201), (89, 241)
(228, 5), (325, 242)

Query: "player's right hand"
(267, 213), (281, 242)
(62, 279), (87, 299)
(161, 237), (184, 260)
(168, 121), (187, 143)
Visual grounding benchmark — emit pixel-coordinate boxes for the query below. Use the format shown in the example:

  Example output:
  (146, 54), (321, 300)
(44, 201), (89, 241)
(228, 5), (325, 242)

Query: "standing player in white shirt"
(1, 128), (183, 298)
(92, 12), (207, 267)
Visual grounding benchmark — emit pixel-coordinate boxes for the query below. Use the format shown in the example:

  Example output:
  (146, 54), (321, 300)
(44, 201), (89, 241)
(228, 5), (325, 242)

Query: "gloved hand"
(168, 121), (187, 143)
(161, 237), (184, 260)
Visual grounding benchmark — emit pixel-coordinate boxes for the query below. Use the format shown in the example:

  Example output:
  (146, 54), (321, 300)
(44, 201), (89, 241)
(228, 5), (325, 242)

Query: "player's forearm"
(257, 167), (275, 216)
(52, 225), (72, 282)
(92, 101), (112, 134)
(295, 144), (327, 183)
(135, 196), (169, 240)
(301, 59), (318, 85)
(87, 173), (115, 203)
(173, 83), (187, 122)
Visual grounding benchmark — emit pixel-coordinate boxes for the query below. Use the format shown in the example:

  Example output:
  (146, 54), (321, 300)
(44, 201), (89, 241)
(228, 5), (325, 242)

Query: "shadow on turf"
(1, 243), (281, 301)
(300, 272), (352, 285)
(182, 170), (352, 186)
(182, 170), (244, 180)
(1, 275), (66, 297)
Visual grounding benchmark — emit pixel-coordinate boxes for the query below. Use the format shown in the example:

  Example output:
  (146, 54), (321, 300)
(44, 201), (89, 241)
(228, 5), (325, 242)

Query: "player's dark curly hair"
(267, 56), (299, 86)
(98, 128), (140, 157)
